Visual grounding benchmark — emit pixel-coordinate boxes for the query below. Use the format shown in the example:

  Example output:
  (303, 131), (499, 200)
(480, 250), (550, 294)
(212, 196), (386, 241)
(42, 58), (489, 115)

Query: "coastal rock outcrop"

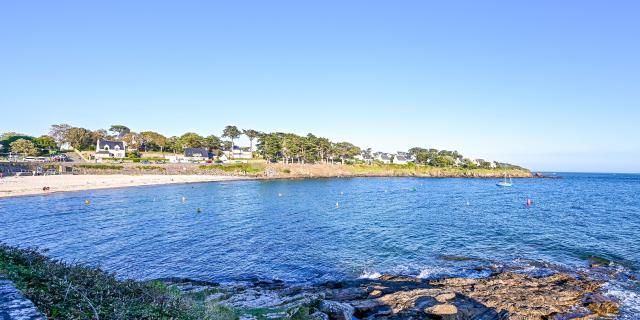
(170, 268), (620, 320)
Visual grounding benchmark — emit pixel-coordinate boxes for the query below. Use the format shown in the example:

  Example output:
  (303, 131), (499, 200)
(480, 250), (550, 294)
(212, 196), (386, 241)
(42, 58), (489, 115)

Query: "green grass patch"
(199, 163), (265, 174)
(76, 164), (123, 170)
(346, 163), (531, 177)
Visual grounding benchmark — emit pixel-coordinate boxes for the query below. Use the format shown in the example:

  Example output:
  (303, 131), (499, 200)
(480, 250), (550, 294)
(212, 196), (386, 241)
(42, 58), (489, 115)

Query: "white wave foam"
(417, 266), (450, 279)
(358, 270), (381, 279)
(604, 282), (640, 319)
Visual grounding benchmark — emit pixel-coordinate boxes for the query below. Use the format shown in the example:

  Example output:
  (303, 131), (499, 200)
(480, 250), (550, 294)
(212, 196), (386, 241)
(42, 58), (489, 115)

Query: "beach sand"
(0, 174), (246, 198)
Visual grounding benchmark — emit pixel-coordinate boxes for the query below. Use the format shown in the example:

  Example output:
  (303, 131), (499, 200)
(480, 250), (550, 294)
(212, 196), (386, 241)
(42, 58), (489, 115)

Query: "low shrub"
(0, 245), (212, 319)
(137, 166), (166, 171)
(0, 244), (312, 320)
(76, 164), (123, 170)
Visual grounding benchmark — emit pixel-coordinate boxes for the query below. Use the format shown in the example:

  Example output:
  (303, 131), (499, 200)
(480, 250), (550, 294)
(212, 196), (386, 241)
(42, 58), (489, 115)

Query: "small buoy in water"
(181, 196), (186, 203)
(340, 191), (344, 195)
(526, 198), (533, 207)
(411, 187), (416, 191)
(278, 193), (282, 197)
(84, 199), (91, 205)
(466, 201), (470, 206)
(196, 208), (202, 213)
(335, 202), (339, 208)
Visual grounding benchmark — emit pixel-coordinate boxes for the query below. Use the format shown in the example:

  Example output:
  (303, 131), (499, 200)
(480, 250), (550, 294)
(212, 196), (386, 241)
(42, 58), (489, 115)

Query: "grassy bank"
(345, 163), (532, 178)
(199, 163), (266, 174)
(0, 244), (312, 320)
(266, 163), (532, 179)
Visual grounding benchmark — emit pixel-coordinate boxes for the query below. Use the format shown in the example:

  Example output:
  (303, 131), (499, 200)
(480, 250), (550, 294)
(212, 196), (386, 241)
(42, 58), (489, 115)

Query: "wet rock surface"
(168, 268), (621, 320)
(0, 278), (46, 320)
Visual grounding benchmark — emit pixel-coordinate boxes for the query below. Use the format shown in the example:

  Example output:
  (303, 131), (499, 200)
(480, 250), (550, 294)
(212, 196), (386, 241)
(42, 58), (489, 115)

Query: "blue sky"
(1, 1), (639, 172)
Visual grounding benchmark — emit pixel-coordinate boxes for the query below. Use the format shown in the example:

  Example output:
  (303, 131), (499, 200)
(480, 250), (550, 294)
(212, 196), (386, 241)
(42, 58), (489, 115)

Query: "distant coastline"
(0, 162), (534, 198)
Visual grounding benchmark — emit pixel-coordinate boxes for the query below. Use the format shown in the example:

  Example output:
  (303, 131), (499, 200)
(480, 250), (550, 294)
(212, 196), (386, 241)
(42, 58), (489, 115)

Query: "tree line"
(0, 124), (521, 168)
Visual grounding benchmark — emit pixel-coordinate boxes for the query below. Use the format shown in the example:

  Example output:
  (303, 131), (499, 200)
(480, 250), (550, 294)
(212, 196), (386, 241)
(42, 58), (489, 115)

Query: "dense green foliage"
(0, 244), (238, 319)
(109, 125), (131, 138)
(0, 245), (312, 320)
(9, 139), (39, 156)
(256, 132), (353, 164)
(222, 126), (242, 149)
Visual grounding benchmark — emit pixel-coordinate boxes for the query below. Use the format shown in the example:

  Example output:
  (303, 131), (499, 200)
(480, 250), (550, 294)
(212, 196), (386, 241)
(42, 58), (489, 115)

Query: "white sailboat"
(496, 173), (512, 187)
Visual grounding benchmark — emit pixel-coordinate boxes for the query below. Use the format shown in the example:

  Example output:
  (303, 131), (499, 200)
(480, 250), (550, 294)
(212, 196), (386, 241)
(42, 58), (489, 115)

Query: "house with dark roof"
(354, 151), (373, 164)
(95, 139), (126, 160)
(393, 155), (411, 165)
(183, 148), (211, 162)
(375, 153), (392, 164)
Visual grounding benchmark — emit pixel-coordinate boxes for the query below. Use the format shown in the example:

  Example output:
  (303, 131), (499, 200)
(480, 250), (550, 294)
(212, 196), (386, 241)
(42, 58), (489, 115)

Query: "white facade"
(95, 139), (126, 160)
(223, 146), (252, 159)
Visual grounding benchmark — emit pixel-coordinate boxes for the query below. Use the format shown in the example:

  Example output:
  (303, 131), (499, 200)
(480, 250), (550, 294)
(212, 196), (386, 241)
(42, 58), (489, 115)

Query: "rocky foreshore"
(169, 269), (620, 320)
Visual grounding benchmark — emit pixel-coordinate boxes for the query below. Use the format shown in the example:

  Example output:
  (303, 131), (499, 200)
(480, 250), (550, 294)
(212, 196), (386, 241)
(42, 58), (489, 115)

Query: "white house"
(95, 139), (126, 161)
(375, 152), (392, 164)
(393, 154), (411, 165)
(223, 146), (252, 159)
(354, 151), (373, 164)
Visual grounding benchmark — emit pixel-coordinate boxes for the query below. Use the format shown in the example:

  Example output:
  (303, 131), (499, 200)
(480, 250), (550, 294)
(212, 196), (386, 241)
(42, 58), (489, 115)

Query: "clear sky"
(1, 1), (639, 173)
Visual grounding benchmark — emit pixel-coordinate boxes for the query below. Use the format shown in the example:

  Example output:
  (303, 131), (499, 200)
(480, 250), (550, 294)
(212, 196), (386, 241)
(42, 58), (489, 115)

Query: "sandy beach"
(0, 174), (246, 198)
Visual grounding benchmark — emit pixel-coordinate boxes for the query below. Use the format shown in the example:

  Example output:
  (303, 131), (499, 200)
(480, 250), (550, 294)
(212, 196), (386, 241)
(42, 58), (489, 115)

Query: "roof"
(379, 154), (391, 160)
(184, 148), (210, 158)
(95, 151), (110, 155)
(395, 155), (408, 161)
(97, 139), (125, 149)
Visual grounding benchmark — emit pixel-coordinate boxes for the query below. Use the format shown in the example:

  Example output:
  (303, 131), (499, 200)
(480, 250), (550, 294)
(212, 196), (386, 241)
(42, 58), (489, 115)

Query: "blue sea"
(1, 173), (639, 316)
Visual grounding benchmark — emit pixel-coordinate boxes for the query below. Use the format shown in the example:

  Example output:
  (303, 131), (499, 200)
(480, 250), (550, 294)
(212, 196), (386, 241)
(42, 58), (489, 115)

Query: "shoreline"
(0, 163), (537, 199)
(0, 174), (249, 199)
(0, 172), (540, 199)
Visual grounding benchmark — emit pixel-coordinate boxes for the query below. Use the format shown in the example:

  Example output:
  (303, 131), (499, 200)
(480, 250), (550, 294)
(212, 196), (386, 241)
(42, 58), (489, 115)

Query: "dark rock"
(309, 311), (330, 320)
(325, 287), (369, 300)
(351, 299), (391, 318)
(319, 300), (354, 320)
(414, 296), (438, 309)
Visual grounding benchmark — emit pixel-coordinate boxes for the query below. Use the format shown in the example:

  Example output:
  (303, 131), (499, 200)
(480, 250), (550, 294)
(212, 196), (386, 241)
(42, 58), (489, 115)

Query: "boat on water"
(497, 173), (513, 187)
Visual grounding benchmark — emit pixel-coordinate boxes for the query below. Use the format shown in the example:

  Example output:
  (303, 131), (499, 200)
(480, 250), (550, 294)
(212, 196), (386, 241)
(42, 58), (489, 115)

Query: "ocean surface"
(1, 173), (639, 316)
